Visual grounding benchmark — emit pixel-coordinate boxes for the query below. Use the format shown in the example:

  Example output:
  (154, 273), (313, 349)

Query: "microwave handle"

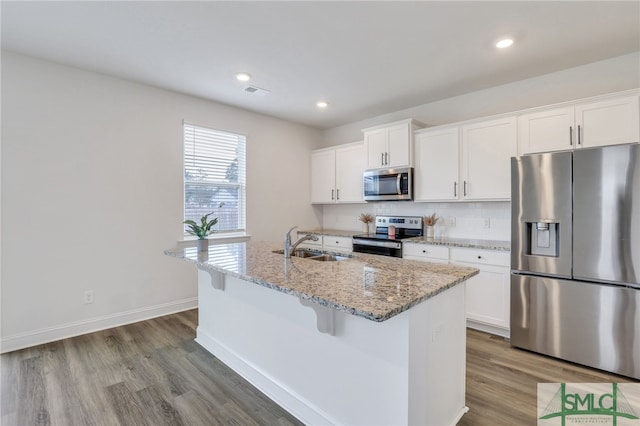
(396, 173), (401, 194)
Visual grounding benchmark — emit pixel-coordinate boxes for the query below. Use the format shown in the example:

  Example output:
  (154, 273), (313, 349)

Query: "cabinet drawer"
(403, 243), (449, 261)
(450, 248), (510, 267)
(323, 236), (353, 252)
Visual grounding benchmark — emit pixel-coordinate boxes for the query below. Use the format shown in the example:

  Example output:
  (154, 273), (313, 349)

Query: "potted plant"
(424, 213), (439, 239)
(358, 213), (374, 233)
(184, 212), (219, 252)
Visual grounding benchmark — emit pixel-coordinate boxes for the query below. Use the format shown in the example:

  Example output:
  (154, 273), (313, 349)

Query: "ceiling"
(2, 1), (639, 129)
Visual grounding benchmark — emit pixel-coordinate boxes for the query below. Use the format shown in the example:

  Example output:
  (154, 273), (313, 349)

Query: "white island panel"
(196, 268), (467, 426)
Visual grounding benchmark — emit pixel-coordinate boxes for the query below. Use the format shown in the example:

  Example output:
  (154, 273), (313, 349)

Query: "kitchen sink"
(272, 249), (350, 262)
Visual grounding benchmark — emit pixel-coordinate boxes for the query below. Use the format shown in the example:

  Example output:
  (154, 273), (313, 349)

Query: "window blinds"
(184, 123), (246, 234)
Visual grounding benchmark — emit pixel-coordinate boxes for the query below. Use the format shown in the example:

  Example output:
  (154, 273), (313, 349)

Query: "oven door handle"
(353, 239), (402, 249)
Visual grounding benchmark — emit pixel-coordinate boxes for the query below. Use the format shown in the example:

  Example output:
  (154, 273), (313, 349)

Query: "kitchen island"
(165, 240), (478, 425)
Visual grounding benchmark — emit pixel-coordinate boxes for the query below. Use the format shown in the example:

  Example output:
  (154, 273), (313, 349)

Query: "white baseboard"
(195, 327), (335, 426)
(466, 320), (510, 339)
(0, 297), (198, 353)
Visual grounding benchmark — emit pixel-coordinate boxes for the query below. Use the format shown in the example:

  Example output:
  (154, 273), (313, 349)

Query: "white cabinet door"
(402, 243), (449, 264)
(365, 128), (388, 169)
(518, 107), (575, 154)
(461, 116), (517, 200)
(335, 143), (365, 203)
(451, 248), (510, 332)
(576, 95), (640, 148)
(323, 236), (353, 253)
(311, 149), (335, 204)
(387, 122), (411, 168)
(464, 264), (510, 330)
(414, 127), (460, 201)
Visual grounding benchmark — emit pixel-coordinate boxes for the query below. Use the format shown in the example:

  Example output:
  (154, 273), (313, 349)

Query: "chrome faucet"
(284, 226), (319, 258)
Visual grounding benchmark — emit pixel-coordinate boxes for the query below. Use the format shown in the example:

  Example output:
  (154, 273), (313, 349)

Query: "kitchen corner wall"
(0, 51), (321, 352)
(321, 202), (511, 241)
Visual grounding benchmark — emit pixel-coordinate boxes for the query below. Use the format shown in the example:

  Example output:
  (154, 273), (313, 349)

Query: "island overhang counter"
(165, 240), (478, 426)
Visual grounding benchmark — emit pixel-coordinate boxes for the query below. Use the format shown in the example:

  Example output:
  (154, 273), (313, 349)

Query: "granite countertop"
(165, 240), (478, 322)
(405, 237), (511, 251)
(299, 229), (510, 251)
(297, 228), (361, 238)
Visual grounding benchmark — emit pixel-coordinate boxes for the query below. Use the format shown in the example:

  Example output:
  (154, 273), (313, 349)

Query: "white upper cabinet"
(461, 116), (517, 200)
(311, 142), (365, 204)
(414, 126), (460, 201)
(363, 119), (423, 169)
(518, 94), (639, 154)
(311, 149), (336, 204)
(414, 117), (516, 202)
(575, 95), (640, 148)
(518, 107), (574, 153)
(335, 143), (366, 203)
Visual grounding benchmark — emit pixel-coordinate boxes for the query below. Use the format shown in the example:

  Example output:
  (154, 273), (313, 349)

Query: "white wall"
(322, 53), (640, 146)
(318, 53), (640, 241)
(0, 51), (321, 352)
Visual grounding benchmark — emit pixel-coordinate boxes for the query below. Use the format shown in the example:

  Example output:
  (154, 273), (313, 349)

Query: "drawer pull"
(477, 255), (482, 259)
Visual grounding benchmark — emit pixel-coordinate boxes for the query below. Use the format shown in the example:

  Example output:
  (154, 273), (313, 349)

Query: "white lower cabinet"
(402, 243), (449, 264)
(296, 234), (353, 252)
(403, 244), (511, 336)
(450, 248), (510, 337)
(323, 236), (353, 253)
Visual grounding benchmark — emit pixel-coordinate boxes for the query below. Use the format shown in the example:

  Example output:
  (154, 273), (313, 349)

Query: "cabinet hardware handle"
(454, 182), (457, 197)
(569, 126), (573, 146)
(384, 152), (389, 165)
(331, 189), (334, 200)
(336, 189), (339, 200)
(381, 153), (384, 166)
(463, 181), (467, 197)
(577, 125), (581, 145)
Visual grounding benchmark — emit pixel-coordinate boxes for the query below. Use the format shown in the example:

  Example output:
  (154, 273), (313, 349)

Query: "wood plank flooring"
(459, 329), (638, 426)
(1, 310), (637, 425)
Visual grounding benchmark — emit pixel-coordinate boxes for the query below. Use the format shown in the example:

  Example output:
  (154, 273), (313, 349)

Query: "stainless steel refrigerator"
(511, 143), (640, 379)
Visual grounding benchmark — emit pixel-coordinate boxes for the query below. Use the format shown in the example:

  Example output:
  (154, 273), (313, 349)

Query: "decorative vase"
(197, 238), (209, 252)
(363, 222), (370, 233)
(426, 225), (435, 240)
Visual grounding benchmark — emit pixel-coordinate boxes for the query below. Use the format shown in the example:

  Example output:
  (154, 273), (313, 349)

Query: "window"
(184, 122), (246, 236)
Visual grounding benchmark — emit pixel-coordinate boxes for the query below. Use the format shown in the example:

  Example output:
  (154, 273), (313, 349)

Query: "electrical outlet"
(484, 218), (491, 229)
(83, 290), (94, 304)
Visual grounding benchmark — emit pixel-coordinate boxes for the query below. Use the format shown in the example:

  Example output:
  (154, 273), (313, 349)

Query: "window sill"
(178, 232), (251, 248)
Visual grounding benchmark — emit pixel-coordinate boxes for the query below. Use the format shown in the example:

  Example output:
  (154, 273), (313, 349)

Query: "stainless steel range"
(352, 215), (423, 258)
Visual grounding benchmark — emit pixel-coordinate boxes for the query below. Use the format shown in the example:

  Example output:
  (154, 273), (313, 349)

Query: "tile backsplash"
(319, 201), (511, 241)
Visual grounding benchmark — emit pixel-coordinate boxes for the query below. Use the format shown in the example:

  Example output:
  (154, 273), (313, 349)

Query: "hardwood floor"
(1, 310), (301, 426)
(459, 329), (637, 426)
(1, 310), (636, 425)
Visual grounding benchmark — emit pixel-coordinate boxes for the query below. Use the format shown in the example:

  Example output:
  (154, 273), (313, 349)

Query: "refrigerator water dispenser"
(528, 222), (559, 257)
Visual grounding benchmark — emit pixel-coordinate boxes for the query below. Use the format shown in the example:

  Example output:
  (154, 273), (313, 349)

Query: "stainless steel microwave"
(363, 167), (413, 201)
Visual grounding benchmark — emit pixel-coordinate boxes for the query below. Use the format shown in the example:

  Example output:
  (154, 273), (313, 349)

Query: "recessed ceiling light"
(235, 73), (251, 82)
(496, 38), (514, 49)
(316, 101), (329, 108)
